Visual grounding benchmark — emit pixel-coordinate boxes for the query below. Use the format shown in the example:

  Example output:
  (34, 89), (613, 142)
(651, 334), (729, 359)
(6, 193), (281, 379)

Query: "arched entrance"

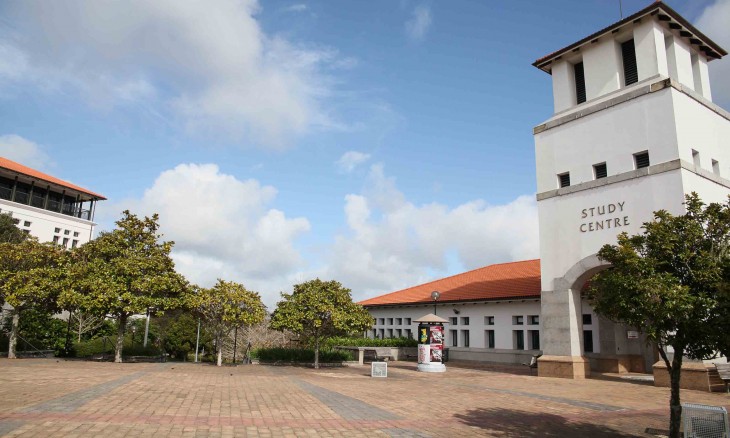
(539, 254), (655, 377)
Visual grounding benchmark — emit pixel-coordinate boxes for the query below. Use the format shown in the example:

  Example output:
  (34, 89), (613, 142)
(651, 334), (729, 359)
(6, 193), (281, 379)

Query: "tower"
(533, 2), (728, 378)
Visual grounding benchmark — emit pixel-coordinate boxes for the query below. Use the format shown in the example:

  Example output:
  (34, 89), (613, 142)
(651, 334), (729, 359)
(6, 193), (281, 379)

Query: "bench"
(715, 363), (730, 393)
(522, 353), (543, 375)
(366, 347), (394, 362)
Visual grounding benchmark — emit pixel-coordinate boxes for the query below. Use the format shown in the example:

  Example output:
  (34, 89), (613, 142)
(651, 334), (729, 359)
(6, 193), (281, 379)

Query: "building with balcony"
(0, 156), (106, 246)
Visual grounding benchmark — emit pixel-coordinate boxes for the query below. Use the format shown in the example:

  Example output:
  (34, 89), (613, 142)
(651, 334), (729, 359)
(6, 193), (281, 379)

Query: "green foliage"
(0, 212), (27, 244)
(60, 210), (190, 362)
(322, 336), (417, 349)
(156, 310), (212, 360)
(190, 280), (266, 366)
(251, 347), (354, 363)
(74, 337), (115, 357)
(588, 193), (730, 438)
(0, 309), (67, 353)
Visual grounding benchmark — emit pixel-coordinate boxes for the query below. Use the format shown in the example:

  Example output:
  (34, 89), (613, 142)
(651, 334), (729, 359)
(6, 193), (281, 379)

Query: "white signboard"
(627, 330), (639, 339)
(371, 361), (387, 378)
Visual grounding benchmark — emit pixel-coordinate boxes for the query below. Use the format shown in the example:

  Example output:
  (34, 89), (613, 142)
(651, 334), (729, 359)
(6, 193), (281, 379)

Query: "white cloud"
(0, 0), (345, 148)
(0, 134), (52, 170)
(336, 150), (371, 173)
(696, 0), (730, 106)
(405, 5), (432, 42)
(114, 163), (310, 307)
(323, 164), (539, 300)
(283, 4), (308, 12)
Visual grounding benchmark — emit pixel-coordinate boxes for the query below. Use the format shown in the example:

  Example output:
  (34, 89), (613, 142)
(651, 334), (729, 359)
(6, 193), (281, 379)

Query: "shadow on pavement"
(453, 407), (640, 437)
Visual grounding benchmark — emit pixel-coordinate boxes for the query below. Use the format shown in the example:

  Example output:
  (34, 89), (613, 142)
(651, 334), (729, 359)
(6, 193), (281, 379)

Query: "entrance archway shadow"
(453, 407), (637, 437)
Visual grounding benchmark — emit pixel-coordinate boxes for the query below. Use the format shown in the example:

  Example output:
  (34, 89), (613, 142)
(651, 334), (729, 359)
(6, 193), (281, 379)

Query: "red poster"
(430, 344), (443, 362)
(429, 325), (443, 345)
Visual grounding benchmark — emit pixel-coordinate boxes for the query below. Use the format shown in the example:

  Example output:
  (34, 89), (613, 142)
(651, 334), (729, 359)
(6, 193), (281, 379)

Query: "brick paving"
(0, 359), (728, 437)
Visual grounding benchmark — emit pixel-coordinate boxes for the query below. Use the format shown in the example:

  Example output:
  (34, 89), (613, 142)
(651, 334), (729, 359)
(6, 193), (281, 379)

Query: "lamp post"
(431, 290), (440, 315)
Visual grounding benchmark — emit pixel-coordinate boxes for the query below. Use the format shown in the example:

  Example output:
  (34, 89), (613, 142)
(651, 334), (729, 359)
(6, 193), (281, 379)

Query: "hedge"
(251, 348), (354, 362)
(322, 336), (417, 349)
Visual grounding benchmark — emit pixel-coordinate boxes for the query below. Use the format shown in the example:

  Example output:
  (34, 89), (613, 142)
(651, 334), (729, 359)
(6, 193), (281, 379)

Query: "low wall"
(587, 354), (646, 373)
(653, 361), (726, 392)
(446, 348), (538, 365)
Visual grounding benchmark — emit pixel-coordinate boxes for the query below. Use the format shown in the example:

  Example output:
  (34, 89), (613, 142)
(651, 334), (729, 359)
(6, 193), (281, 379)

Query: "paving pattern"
(0, 358), (727, 437)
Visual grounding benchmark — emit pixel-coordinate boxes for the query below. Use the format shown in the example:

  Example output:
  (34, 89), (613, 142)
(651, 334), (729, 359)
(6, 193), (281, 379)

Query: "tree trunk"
(115, 314), (127, 363)
(314, 338), (320, 369)
(668, 349), (684, 438)
(216, 336), (223, 367)
(8, 311), (19, 359)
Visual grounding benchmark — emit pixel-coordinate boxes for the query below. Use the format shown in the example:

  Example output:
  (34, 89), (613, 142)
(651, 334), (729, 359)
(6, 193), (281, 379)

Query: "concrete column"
(551, 60), (576, 114)
(696, 55), (712, 101)
(538, 283), (590, 378)
(633, 19), (669, 81)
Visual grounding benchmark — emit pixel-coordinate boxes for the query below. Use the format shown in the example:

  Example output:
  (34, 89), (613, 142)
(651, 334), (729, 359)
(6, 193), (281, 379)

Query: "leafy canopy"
(60, 210), (189, 318)
(0, 212), (27, 244)
(269, 279), (373, 345)
(191, 279), (267, 336)
(588, 193), (730, 360)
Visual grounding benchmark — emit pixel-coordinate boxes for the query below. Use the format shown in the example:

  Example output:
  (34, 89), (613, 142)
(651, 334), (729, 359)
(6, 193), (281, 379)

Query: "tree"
(588, 193), (730, 438)
(191, 280), (266, 366)
(60, 211), (189, 363)
(70, 312), (107, 342)
(269, 279), (373, 369)
(0, 239), (67, 358)
(0, 212), (27, 244)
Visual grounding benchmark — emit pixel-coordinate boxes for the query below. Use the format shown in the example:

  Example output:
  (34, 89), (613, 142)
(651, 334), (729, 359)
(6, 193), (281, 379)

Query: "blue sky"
(1, 0), (728, 307)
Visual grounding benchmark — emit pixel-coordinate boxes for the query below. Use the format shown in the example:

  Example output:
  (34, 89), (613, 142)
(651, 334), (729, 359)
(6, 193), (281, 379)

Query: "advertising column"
(417, 322), (446, 373)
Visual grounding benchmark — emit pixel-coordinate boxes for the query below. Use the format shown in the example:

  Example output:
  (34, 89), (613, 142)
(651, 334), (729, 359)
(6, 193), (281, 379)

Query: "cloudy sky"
(1, 0), (728, 307)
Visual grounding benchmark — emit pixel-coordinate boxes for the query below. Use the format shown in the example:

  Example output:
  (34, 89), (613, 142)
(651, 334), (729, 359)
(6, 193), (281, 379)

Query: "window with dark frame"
(559, 173), (570, 188)
(450, 317), (458, 326)
(635, 152), (650, 169)
(450, 330), (458, 347)
(621, 39), (638, 86)
(461, 330), (470, 347)
(582, 314), (592, 325)
(583, 330), (594, 353)
(514, 330), (525, 350)
(574, 62), (586, 104)
(486, 330), (495, 348)
(485, 316), (495, 325)
(513, 315), (524, 325)
(528, 315), (539, 325)
(461, 317), (470, 326)
(594, 163), (607, 179)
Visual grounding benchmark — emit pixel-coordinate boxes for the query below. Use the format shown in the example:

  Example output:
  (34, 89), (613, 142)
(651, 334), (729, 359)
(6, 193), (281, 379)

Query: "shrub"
(74, 337), (115, 357)
(322, 336), (417, 349)
(252, 348), (354, 362)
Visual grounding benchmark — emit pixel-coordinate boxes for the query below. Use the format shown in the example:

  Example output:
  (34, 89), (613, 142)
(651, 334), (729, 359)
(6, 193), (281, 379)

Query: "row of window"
(54, 227), (79, 237)
(558, 152), (650, 188)
(52, 235), (79, 248)
(371, 328), (541, 351)
(573, 39), (638, 105)
(375, 315), (540, 327)
(375, 317), (412, 326)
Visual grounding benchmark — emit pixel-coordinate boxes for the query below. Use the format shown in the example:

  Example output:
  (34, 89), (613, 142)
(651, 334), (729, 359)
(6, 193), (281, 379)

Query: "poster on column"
(419, 326), (430, 344)
(418, 344), (431, 364)
(429, 325), (443, 345)
(430, 344), (443, 362)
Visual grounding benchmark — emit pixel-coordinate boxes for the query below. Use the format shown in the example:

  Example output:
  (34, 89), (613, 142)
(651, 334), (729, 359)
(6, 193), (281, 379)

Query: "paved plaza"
(0, 359), (728, 437)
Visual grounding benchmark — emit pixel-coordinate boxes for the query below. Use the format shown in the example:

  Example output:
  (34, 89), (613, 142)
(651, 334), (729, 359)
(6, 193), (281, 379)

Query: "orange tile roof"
(0, 156), (106, 200)
(359, 259), (541, 307)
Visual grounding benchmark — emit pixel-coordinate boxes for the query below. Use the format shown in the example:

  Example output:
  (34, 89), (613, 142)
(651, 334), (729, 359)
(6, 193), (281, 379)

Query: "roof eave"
(533, 2), (726, 74)
(361, 295), (541, 308)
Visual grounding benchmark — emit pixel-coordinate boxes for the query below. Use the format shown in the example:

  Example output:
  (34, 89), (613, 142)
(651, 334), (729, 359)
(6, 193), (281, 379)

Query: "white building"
(363, 2), (728, 382)
(0, 156), (105, 246)
(534, 1), (727, 379)
(361, 260), (547, 365)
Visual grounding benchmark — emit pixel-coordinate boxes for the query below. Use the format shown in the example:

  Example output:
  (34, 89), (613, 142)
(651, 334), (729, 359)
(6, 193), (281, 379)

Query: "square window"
(582, 314), (593, 325)
(395, 318), (402, 325)
(558, 172), (570, 188)
(528, 315), (539, 325)
(485, 316), (495, 325)
(450, 317), (458, 326)
(405, 318), (411, 325)
(395, 329), (402, 338)
(64, 229), (70, 235)
(461, 317), (470, 326)
(23, 220), (31, 227)
(634, 152), (650, 169)
(378, 318), (384, 325)
(387, 318), (393, 325)
(73, 231), (79, 237)
(593, 163), (607, 179)
(405, 329), (412, 339)
(386, 329), (393, 338)
(513, 315), (524, 325)
(54, 227), (61, 233)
